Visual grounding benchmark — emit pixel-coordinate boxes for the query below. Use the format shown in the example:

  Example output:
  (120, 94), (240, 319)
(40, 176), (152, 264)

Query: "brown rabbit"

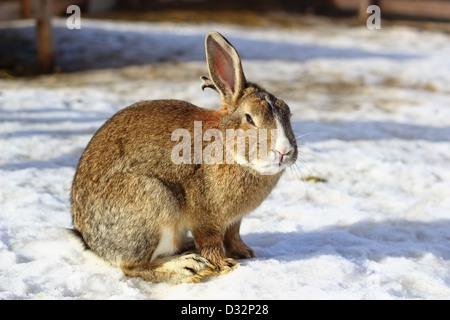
(71, 31), (298, 284)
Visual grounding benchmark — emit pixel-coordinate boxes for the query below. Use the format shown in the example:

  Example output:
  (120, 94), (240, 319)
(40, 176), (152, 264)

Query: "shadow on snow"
(0, 24), (421, 72)
(243, 219), (450, 263)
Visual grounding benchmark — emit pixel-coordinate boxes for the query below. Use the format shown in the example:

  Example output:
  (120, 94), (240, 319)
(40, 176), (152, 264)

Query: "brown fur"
(71, 32), (297, 284)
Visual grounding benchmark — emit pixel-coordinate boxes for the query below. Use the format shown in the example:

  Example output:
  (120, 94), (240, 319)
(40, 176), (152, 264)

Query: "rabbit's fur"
(71, 32), (298, 284)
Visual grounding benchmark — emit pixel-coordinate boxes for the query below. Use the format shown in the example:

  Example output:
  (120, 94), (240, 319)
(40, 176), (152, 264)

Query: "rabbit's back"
(72, 100), (218, 190)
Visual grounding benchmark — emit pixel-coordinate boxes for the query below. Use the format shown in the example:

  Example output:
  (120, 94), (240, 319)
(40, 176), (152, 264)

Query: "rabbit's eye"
(245, 114), (255, 126)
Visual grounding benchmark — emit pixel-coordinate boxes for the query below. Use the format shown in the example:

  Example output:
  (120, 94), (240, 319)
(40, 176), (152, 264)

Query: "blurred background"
(0, 0), (449, 76)
(1, 1), (450, 299)
(2, 0), (450, 21)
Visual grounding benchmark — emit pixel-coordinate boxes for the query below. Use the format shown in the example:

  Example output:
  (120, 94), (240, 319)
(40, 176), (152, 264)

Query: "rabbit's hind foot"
(121, 253), (233, 284)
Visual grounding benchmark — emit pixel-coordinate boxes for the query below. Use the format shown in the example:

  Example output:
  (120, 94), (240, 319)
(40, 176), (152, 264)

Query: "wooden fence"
(1, 0), (449, 74)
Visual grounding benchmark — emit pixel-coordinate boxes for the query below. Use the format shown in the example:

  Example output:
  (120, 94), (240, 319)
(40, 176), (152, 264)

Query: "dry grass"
(86, 9), (328, 28)
(86, 8), (450, 32)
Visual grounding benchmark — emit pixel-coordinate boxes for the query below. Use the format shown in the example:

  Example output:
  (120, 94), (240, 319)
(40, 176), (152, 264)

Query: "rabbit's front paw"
(214, 258), (240, 275)
(200, 245), (240, 274)
(213, 258), (240, 274)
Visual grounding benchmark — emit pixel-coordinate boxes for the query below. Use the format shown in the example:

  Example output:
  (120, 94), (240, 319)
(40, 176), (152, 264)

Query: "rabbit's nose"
(274, 147), (294, 164)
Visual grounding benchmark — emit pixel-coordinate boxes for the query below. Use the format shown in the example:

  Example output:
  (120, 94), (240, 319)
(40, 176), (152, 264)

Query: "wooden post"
(21, 0), (31, 18)
(36, 0), (54, 73)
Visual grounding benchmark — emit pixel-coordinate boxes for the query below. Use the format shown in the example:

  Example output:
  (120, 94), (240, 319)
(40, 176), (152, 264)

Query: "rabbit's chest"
(204, 164), (282, 216)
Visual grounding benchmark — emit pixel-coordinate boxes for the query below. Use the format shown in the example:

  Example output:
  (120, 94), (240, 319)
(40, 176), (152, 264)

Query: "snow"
(1, 17), (450, 300)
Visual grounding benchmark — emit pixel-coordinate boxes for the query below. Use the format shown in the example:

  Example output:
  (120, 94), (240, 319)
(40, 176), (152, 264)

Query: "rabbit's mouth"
(247, 149), (296, 176)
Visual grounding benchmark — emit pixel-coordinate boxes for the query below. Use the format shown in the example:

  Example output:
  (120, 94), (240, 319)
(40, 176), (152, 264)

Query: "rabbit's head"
(201, 32), (297, 175)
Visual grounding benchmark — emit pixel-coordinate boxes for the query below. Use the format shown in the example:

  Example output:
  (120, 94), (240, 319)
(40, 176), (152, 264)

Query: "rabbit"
(71, 31), (298, 284)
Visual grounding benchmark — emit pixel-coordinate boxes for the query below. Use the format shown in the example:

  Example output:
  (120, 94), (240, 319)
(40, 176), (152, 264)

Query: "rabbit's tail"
(121, 253), (232, 284)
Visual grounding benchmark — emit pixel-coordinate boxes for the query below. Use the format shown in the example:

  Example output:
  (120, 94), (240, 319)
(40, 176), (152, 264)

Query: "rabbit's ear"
(205, 32), (246, 112)
(200, 75), (218, 92)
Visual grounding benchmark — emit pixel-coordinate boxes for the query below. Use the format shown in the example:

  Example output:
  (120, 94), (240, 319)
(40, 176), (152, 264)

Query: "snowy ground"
(1, 17), (450, 300)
